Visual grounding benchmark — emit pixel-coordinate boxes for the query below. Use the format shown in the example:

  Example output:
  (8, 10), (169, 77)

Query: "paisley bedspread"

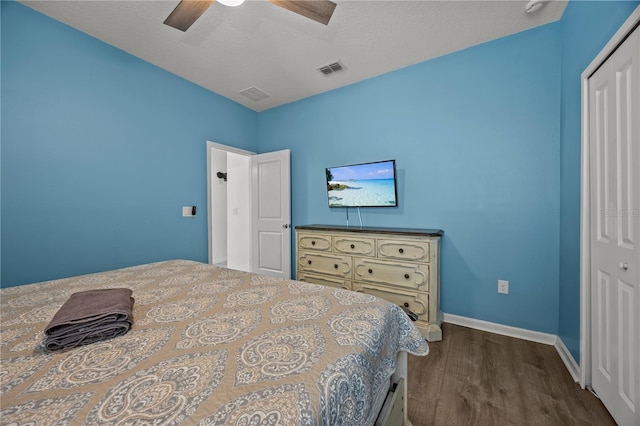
(0, 260), (429, 425)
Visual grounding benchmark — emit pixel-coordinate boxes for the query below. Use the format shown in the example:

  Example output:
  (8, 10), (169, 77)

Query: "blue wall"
(558, 0), (639, 362)
(0, 2), (258, 287)
(3, 0), (638, 353)
(259, 24), (563, 334)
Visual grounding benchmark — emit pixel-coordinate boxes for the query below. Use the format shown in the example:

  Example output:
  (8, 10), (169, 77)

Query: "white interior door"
(251, 150), (291, 278)
(588, 24), (639, 426)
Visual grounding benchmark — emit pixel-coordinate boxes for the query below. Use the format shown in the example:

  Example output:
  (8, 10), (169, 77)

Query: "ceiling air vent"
(318, 61), (346, 76)
(239, 86), (270, 102)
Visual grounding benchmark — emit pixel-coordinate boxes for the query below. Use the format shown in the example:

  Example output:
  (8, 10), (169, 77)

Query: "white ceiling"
(21, 0), (568, 111)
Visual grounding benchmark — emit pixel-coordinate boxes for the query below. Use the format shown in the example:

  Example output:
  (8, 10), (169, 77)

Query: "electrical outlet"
(498, 280), (509, 294)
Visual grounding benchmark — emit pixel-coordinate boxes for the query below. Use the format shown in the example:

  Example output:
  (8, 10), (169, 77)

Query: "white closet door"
(589, 24), (639, 426)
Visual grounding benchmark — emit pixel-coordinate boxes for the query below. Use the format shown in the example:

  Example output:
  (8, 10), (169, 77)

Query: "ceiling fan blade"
(164, 0), (215, 32)
(269, 0), (337, 25)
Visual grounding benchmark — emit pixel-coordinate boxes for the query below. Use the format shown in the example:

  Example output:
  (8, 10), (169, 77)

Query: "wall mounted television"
(326, 160), (398, 208)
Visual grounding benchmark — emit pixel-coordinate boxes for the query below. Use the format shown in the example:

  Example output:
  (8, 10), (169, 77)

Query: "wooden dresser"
(295, 225), (443, 341)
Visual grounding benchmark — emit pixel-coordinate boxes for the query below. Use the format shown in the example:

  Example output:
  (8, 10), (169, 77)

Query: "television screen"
(326, 160), (398, 207)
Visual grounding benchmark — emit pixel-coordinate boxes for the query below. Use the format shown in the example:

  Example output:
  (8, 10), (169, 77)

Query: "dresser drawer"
(298, 234), (332, 251)
(378, 239), (430, 262)
(333, 236), (375, 256)
(297, 273), (351, 290)
(354, 282), (428, 317)
(354, 258), (429, 291)
(298, 252), (352, 278)
(296, 225), (442, 342)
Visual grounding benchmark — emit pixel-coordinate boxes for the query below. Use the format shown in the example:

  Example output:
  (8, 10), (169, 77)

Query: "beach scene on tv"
(326, 160), (397, 207)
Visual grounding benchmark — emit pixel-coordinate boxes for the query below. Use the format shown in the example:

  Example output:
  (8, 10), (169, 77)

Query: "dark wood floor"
(407, 323), (616, 426)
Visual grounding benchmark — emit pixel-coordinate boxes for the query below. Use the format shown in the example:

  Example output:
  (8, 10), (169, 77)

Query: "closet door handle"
(404, 273), (410, 279)
(350, 244), (355, 249)
(368, 268), (373, 274)
(307, 260), (312, 265)
(399, 248), (404, 254)
(311, 241), (316, 246)
(334, 264), (339, 269)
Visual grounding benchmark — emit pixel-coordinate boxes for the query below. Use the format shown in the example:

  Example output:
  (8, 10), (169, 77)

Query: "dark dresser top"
(295, 224), (444, 237)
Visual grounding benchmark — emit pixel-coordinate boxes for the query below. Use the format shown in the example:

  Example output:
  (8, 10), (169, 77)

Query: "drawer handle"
(350, 244), (355, 249)
(311, 241), (316, 245)
(334, 264), (339, 269)
(401, 303), (418, 321)
(399, 248), (404, 254)
(368, 268), (373, 274)
(308, 260), (312, 265)
(404, 273), (410, 279)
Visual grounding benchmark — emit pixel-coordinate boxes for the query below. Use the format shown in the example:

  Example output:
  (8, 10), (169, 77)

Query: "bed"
(0, 259), (428, 425)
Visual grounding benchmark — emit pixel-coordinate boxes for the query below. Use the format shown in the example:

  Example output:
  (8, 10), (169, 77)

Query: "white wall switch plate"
(498, 280), (509, 294)
(182, 206), (194, 217)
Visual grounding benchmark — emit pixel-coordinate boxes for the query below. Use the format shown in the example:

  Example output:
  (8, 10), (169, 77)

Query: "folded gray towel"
(44, 288), (134, 351)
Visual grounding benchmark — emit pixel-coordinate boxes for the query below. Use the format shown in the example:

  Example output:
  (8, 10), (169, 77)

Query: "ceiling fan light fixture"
(217, 0), (245, 7)
(164, 0), (336, 31)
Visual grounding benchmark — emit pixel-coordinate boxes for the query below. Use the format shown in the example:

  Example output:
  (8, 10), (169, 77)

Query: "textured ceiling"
(21, 0), (568, 111)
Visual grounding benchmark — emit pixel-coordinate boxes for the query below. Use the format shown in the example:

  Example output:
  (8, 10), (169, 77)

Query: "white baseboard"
(555, 336), (581, 383)
(443, 313), (557, 345)
(442, 313), (582, 383)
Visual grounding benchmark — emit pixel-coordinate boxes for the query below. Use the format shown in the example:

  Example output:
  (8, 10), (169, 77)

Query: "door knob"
(619, 262), (629, 271)
(282, 224), (289, 229)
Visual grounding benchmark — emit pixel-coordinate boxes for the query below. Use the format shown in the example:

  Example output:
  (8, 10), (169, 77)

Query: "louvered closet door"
(589, 24), (639, 426)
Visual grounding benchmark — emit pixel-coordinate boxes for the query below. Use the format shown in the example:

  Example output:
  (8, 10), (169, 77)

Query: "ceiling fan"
(163, 0), (337, 31)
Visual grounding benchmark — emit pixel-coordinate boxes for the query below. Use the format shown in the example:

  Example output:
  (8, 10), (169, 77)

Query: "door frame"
(206, 141), (255, 265)
(579, 6), (640, 388)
